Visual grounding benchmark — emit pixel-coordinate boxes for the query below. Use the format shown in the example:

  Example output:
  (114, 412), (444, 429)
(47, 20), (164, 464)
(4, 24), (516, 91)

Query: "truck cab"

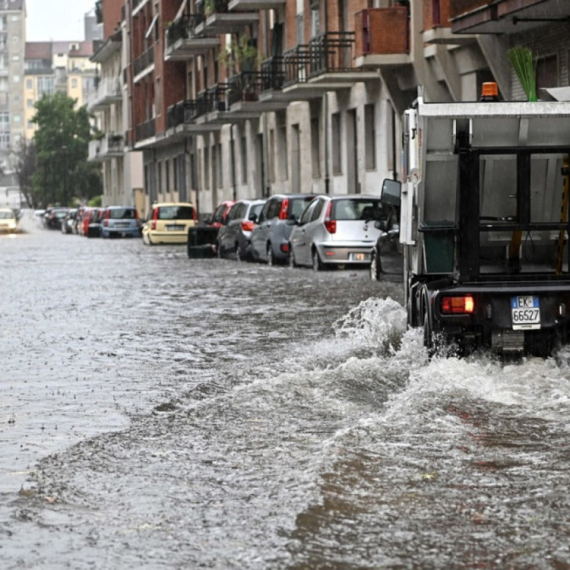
(397, 85), (570, 356)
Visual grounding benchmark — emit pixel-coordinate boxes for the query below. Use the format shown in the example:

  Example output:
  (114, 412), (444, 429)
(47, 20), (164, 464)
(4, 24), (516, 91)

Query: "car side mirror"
(249, 213), (257, 223)
(286, 217), (298, 226)
(204, 216), (212, 225)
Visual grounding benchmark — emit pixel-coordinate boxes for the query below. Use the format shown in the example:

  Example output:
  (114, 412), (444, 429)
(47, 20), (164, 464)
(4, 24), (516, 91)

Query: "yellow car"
(142, 202), (197, 245)
(0, 208), (17, 233)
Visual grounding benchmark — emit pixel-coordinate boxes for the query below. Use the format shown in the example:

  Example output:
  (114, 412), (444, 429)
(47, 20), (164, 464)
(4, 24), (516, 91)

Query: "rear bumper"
(316, 243), (374, 264)
(103, 227), (141, 237)
(149, 231), (188, 244)
(427, 281), (570, 354)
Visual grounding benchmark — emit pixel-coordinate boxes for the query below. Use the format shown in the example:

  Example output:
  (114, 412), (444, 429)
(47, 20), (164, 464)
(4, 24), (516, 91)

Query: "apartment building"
(24, 41), (98, 140)
(0, 0), (25, 170)
(116, 0), (569, 217)
(88, 0), (143, 208)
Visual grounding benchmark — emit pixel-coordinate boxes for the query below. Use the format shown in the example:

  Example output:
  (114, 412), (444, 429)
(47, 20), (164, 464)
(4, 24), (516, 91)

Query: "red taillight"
(278, 198), (289, 220)
(324, 220), (336, 234)
(241, 220), (254, 232)
(324, 201), (336, 233)
(441, 296), (475, 315)
(192, 207), (197, 222)
(103, 220), (108, 227)
(151, 221), (157, 230)
(281, 243), (289, 253)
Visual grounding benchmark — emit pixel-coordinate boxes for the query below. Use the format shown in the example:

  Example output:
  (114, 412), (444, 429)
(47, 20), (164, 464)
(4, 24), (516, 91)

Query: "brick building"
(94, 0), (570, 217)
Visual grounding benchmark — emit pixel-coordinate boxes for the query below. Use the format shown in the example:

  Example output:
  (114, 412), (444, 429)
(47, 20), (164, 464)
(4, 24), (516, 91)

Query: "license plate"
(167, 224), (184, 231)
(349, 252), (369, 262)
(511, 296), (541, 330)
(116, 222), (130, 228)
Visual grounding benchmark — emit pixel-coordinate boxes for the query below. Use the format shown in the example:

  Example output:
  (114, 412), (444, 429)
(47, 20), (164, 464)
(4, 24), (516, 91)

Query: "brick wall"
(103, 0), (123, 39)
(354, 7), (408, 58)
(423, 0), (451, 30)
(449, 0), (493, 19)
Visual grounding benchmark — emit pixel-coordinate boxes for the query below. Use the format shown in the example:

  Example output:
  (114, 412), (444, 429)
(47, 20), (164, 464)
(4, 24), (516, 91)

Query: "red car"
(207, 200), (235, 228)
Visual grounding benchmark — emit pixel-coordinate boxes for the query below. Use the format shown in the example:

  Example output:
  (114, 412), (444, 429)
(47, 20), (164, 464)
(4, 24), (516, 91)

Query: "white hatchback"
(0, 208), (17, 233)
(288, 195), (388, 270)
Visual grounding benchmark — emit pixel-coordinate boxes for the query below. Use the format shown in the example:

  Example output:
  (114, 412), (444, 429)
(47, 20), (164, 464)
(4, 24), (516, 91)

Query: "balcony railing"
(100, 133), (124, 156)
(166, 13), (206, 46)
(135, 118), (156, 142)
(134, 46), (155, 77)
(167, 100), (200, 129)
(260, 57), (285, 91)
(87, 77), (122, 111)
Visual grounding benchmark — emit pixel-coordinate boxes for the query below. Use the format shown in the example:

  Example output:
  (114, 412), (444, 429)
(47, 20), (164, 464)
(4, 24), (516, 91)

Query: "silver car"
(288, 194), (387, 270)
(217, 199), (266, 261)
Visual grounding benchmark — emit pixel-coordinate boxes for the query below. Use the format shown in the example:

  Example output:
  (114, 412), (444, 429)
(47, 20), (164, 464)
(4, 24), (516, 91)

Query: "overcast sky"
(26, 0), (97, 42)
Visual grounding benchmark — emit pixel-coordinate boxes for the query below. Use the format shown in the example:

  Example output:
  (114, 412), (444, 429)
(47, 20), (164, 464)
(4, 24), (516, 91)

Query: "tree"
(14, 139), (37, 209)
(31, 92), (102, 207)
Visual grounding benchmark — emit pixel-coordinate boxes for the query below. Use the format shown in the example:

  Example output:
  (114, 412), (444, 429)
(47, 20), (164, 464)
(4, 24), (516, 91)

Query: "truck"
(385, 85), (570, 357)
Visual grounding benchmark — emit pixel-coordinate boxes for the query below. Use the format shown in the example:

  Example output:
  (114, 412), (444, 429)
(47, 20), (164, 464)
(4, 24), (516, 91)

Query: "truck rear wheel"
(423, 311), (436, 358)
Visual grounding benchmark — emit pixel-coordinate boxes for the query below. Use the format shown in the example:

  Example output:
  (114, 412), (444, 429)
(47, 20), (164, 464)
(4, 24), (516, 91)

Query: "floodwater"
(2, 214), (570, 569)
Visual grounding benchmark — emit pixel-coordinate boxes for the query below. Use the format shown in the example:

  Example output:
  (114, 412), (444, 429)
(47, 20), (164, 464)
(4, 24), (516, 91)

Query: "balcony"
(134, 46), (155, 82)
(422, 0), (477, 44)
(99, 133), (124, 159)
(135, 118), (156, 146)
(165, 100), (222, 138)
(87, 77), (122, 112)
(354, 8), (411, 69)
(228, 0), (285, 11)
(164, 15), (220, 61)
(132, 0), (151, 17)
(451, 0), (570, 34)
(194, 0), (258, 35)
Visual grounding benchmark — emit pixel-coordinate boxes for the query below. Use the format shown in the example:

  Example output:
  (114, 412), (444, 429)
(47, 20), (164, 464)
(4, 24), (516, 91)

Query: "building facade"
(108, 0), (570, 218)
(24, 41), (99, 140)
(88, 0), (143, 209)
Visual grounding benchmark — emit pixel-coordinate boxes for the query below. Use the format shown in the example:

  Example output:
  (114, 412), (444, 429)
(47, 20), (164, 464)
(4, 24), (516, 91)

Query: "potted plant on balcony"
(218, 36), (261, 104)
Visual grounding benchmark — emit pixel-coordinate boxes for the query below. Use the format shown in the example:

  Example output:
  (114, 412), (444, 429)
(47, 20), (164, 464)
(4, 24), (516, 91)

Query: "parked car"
(85, 208), (104, 238)
(142, 202), (197, 245)
(187, 200), (235, 258)
(250, 194), (318, 265)
(288, 194), (386, 270)
(44, 207), (69, 230)
(0, 208), (17, 233)
(77, 207), (90, 236)
(60, 208), (78, 234)
(370, 203), (403, 282)
(100, 206), (141, 238)
(217, 199), (266, 260)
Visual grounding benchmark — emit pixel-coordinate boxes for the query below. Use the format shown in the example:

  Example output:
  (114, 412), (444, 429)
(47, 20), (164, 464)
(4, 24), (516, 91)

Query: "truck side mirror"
(381, 179), (401, 208)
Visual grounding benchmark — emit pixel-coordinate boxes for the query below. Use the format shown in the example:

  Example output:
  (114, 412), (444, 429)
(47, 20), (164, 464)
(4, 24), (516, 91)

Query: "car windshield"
(331, 199), (385, 221)
(109, 208), (136, 220)
(0, 211), (13, 219)
(158, 206), (195, 220)
(289, 197), (315, 220)
(250, 203), (264, 218)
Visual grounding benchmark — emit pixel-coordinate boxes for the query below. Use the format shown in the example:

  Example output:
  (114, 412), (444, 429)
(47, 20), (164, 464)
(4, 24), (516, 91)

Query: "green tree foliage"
(14, 138), (37, 209)
(32, 92), (102, 207)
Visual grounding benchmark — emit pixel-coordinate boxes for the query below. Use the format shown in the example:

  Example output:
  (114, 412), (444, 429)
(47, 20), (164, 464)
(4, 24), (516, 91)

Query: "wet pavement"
(2, 214), (570, 569)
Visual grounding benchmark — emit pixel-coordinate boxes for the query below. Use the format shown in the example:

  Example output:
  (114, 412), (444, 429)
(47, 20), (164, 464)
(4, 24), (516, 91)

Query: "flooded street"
(2, 216), (570, 569)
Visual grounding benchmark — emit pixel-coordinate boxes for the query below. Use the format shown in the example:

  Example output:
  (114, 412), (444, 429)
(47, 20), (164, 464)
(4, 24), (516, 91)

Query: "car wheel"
(423, 311), (436, 358)
(267, 244), (275, 266)
(370, 250), (382, 281)
(288, 247), (296, 269)
(312, 249), (323, 272)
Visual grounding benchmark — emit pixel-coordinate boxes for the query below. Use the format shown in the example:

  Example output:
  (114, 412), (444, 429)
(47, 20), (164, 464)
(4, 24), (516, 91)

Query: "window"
(71, 78), (78, 89)
(26, 98), (33, 109)
(165, 159), (170, 193)
(536, 55), (558, 90)
(12, 75), (19, 83)
(364, 104), (376, 170)
(37, 77), (54, 94)
(25, 79), (32, 90)
(331, 112), (341, 174)
(311, 118), (320, 178)
(216, 143), (223, 188)
(204, 146), (210, 190)
(310, 198), (325, 221)
(279, 125), (288, 181)
(300, 199), (317, 224)
(269, 129), (275, 183)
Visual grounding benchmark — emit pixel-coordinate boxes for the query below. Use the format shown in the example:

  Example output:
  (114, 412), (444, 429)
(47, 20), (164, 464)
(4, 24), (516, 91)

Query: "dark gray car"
(250, 194), (318, 265)
(217, 199), (266, 261)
